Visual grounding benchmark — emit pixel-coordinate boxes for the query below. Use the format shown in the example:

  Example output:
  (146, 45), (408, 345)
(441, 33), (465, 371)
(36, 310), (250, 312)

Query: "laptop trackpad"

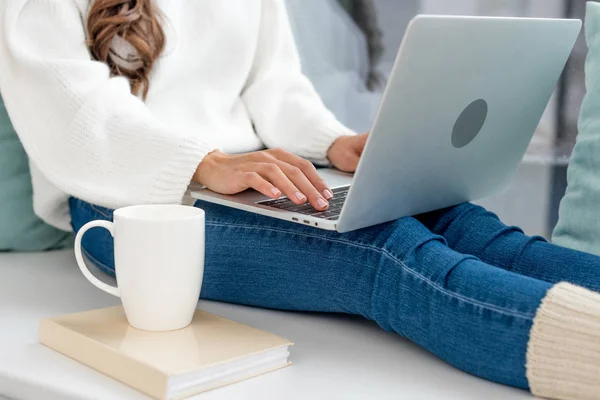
(317, 168), (353, 188)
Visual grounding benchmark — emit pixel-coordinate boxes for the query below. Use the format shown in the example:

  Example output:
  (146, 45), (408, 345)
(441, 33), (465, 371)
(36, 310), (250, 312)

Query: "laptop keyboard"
(257, 186), (350, 221)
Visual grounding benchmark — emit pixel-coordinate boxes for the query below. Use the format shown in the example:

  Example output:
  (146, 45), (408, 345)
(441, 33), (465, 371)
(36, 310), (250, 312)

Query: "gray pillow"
(285, 0), (382, 133)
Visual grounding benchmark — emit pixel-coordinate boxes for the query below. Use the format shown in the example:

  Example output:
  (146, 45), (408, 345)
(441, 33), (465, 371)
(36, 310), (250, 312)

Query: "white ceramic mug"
(74, 204), (205, 332)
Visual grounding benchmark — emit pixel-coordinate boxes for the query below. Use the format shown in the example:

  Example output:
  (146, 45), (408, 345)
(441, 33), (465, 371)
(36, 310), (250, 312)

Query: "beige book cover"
(39, 306), (293, 400)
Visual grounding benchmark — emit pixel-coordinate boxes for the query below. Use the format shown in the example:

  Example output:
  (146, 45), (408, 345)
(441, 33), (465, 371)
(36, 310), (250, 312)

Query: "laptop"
(191, 15), (581, 233)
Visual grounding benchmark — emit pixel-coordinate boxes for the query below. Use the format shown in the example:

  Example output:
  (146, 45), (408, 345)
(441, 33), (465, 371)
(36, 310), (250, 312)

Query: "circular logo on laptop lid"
(452, 99), (488, 148)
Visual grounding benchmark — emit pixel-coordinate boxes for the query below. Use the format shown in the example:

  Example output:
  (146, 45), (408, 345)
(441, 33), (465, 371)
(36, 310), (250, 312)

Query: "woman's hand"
(327, 133), (368, 172)
(194, 149), (334, 211)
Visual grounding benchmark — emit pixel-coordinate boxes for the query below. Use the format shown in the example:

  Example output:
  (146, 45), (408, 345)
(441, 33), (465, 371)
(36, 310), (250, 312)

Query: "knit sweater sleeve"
(0, 0), (216, 209)
(241, 0), (356, 164)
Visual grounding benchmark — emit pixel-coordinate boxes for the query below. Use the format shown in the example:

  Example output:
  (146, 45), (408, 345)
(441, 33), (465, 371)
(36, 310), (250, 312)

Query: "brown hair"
(87, 0), (165, 99)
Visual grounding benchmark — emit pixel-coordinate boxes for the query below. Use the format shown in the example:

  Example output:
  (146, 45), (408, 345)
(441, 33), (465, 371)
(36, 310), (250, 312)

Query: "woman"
(0, 1), (598, 399)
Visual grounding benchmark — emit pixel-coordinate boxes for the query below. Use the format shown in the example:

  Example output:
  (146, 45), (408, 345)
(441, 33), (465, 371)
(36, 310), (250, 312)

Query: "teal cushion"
(553, 2), (600, 254)
(0, 94), (72, 251)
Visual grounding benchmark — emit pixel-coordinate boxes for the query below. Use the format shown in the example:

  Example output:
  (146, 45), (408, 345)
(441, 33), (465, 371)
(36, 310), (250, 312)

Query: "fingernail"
(323, 189), (334, 200)
(271, 188), (281, 197)
(295, 191), (307, 202)
(317, 198), (329, 209)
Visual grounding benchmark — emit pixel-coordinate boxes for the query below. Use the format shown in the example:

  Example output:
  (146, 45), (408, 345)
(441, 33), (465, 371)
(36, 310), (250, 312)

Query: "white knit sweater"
(0, 0), (355, 231)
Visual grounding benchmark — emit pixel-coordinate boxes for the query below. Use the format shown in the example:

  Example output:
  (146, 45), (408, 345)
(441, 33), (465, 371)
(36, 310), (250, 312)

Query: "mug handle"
(74, 220), (120, 298)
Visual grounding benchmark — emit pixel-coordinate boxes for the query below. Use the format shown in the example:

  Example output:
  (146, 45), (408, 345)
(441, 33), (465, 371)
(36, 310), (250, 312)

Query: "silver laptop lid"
(336, 15), (581, 233)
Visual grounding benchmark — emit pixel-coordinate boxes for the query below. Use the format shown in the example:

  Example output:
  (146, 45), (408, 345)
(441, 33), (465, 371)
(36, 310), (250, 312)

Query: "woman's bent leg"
(417, 203), (600, 292)
(196, 201), (550, 389)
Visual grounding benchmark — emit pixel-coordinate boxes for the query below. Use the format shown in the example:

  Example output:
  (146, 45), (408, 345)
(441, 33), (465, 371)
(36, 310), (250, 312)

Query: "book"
(39, 306), (293, 400)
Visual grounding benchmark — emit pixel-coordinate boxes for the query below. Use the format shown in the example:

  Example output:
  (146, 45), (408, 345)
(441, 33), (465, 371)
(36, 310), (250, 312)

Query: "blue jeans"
(69, 198), (600, 391)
